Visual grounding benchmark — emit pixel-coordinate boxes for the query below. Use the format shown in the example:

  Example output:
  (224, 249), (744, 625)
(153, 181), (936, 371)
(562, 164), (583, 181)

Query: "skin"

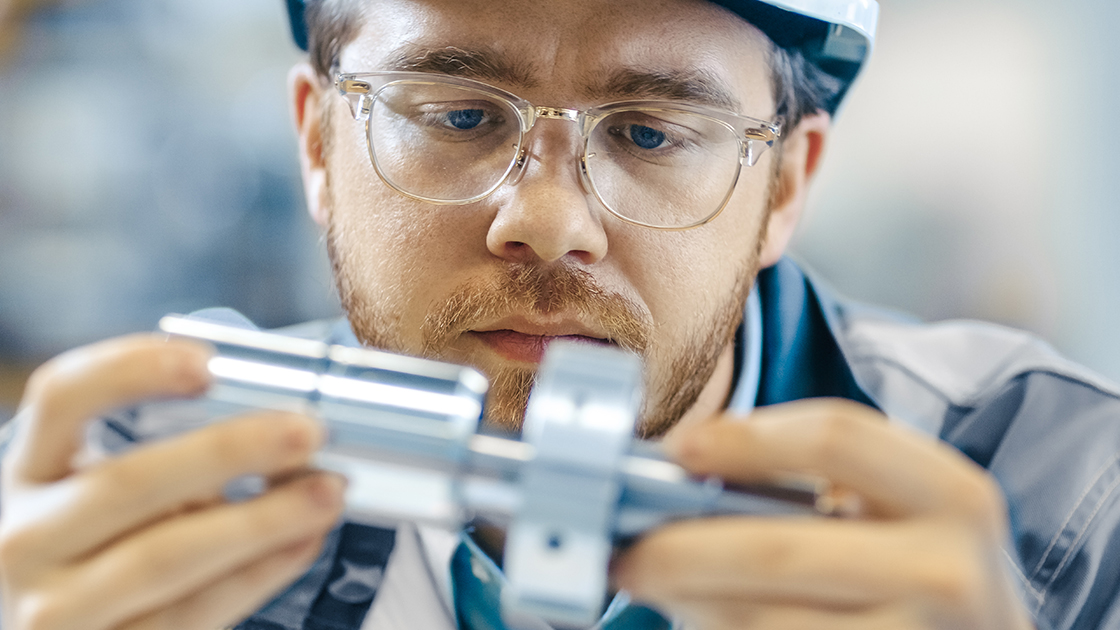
(0, 0), (1036, 628)
(307, 0), (788, 435)
(0, 338), (346, 629)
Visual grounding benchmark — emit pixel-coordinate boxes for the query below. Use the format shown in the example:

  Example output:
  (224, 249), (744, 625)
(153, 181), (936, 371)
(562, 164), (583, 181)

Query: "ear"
(289, 62), (330, 227)
(757, 111), (831, 268)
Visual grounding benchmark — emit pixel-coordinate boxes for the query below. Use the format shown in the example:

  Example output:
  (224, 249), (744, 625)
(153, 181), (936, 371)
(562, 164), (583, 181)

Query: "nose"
(485, 120), (608, 265)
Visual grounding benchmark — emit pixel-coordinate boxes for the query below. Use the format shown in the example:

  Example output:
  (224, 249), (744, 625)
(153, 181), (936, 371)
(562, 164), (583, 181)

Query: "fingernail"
(283, 537), (321, 561)
(665, 423), (716, 463)
(174, 341), (214, 390)
(607, 554), (638, 592)
(307, 473), (345, 510)
(281, 415), (323, 454)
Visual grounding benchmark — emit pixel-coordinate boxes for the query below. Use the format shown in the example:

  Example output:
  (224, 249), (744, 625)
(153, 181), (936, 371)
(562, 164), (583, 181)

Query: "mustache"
(420, 263), (653, 355)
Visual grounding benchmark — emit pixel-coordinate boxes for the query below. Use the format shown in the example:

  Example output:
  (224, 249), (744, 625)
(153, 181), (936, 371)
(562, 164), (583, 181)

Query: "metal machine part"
(92, 315), (831, 626)
(503, 342), (644, 625)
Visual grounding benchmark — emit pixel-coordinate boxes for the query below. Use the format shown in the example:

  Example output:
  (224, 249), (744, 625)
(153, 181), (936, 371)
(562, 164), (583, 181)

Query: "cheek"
(333, 195), (472, 290)
(326, 137), (495, 325)
(618, 178), (769, 338)
(629, 238), (740, 337)
(329, 155), (416, 283)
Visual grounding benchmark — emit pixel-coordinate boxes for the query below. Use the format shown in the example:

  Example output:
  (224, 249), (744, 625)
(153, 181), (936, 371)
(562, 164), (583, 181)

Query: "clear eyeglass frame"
(334, 70), (783, 231)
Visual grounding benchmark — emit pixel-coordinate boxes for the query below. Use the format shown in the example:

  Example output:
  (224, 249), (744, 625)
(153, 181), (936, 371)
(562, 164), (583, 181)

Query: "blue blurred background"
(0, 0), (1118, 419)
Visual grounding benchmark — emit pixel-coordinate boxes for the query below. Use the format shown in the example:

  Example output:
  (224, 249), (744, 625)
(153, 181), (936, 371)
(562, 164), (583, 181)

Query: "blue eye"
(629, 125), (666, 149)
(447, 109), (485, 130)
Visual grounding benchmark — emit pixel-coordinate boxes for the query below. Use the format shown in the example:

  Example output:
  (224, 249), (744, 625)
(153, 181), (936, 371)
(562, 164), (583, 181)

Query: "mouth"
(469, 331), (611, 363)
(468, 317), (613, 363)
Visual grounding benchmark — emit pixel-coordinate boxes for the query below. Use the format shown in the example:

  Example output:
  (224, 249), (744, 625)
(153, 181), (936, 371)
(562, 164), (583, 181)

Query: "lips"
(470, 330), (609, 363)
(468, 315), (612, 363)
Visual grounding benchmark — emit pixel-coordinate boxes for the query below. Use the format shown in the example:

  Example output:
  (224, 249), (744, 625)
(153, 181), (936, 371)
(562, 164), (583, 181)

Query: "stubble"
(329, 215), (759, 436)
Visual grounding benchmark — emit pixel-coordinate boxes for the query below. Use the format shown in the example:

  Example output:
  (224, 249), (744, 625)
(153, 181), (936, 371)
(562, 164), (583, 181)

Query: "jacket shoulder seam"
(839, 318), (1120, 407)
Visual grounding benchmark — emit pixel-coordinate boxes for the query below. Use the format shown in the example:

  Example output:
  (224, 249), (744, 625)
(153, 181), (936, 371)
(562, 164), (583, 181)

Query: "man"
(2, 0), (1119, 629)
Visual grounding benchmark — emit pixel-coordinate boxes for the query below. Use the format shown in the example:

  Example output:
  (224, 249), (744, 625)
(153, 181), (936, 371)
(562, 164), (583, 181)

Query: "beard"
(329, 216), (759, 438)
(417, 262), (653, 431)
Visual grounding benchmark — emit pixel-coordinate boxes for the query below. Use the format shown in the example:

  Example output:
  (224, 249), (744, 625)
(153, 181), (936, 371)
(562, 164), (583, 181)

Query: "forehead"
(337, 0), (775, 114)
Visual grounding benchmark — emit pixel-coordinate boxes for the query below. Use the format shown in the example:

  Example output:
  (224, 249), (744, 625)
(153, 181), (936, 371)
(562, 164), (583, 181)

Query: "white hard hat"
(285, 0), (879, 112)
(709, 0), (879, 111)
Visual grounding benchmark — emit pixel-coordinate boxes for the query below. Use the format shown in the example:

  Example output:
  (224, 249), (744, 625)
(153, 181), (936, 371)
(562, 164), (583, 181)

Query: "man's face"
(314, 0), (782, 435)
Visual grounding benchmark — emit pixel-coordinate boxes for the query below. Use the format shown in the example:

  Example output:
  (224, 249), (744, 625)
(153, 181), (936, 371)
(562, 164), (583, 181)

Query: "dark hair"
(769, 45), (845, 131)
(305, 0), (364, 83)
(304, 0), (842, 134)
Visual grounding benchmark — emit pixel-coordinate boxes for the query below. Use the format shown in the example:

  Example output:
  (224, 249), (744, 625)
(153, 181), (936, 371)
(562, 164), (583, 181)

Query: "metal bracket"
(503, 342), (643, 627)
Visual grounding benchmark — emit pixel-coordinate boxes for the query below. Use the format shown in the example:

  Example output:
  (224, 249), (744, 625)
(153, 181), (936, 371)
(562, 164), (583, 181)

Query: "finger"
(121, 538), (326, 630)
(64, 473), (345, 630)
(9, 411), (324, 564)
(668, 600), (922, 630)
(8, 335), (212, 483)
(666, 399), (1004, 519)
(613, 517), (978, 610)
(6, 539), (325, 630)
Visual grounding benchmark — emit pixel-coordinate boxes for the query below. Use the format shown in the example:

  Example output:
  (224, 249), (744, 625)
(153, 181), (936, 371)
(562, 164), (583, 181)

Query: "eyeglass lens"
(367, 80), (743, 228)
(585, 108), (741, 227)
(370, 81), (523, 202)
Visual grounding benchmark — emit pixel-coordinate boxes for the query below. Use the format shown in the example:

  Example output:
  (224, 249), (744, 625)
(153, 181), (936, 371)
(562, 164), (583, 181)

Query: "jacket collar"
(754, 257), (878, 410)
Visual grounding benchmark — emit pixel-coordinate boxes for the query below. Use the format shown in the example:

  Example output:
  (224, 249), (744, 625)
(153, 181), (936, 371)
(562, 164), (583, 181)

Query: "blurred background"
(0, 0), (1117, 420)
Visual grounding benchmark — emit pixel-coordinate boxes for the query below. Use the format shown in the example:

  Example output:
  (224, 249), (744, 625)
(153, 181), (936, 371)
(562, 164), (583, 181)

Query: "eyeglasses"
(335, 71), (781, 230)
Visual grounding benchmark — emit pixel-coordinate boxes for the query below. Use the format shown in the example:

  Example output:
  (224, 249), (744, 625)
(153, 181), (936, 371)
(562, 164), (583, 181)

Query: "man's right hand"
(0, 335), (346, 630)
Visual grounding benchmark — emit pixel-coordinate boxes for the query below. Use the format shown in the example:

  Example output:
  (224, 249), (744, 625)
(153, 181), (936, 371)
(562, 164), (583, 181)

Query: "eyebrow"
(382, 45), (539, 89)
(585, 68), (742, 112)
(378, 45), (741, 112)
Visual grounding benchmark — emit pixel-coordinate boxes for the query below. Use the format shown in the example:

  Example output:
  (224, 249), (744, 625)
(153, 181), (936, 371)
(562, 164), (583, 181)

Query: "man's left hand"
(612, 398), (1036, 630)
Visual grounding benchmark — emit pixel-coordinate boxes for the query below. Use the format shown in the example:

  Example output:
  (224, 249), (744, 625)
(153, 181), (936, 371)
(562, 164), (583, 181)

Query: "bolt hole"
(546, 533), (564, 550)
